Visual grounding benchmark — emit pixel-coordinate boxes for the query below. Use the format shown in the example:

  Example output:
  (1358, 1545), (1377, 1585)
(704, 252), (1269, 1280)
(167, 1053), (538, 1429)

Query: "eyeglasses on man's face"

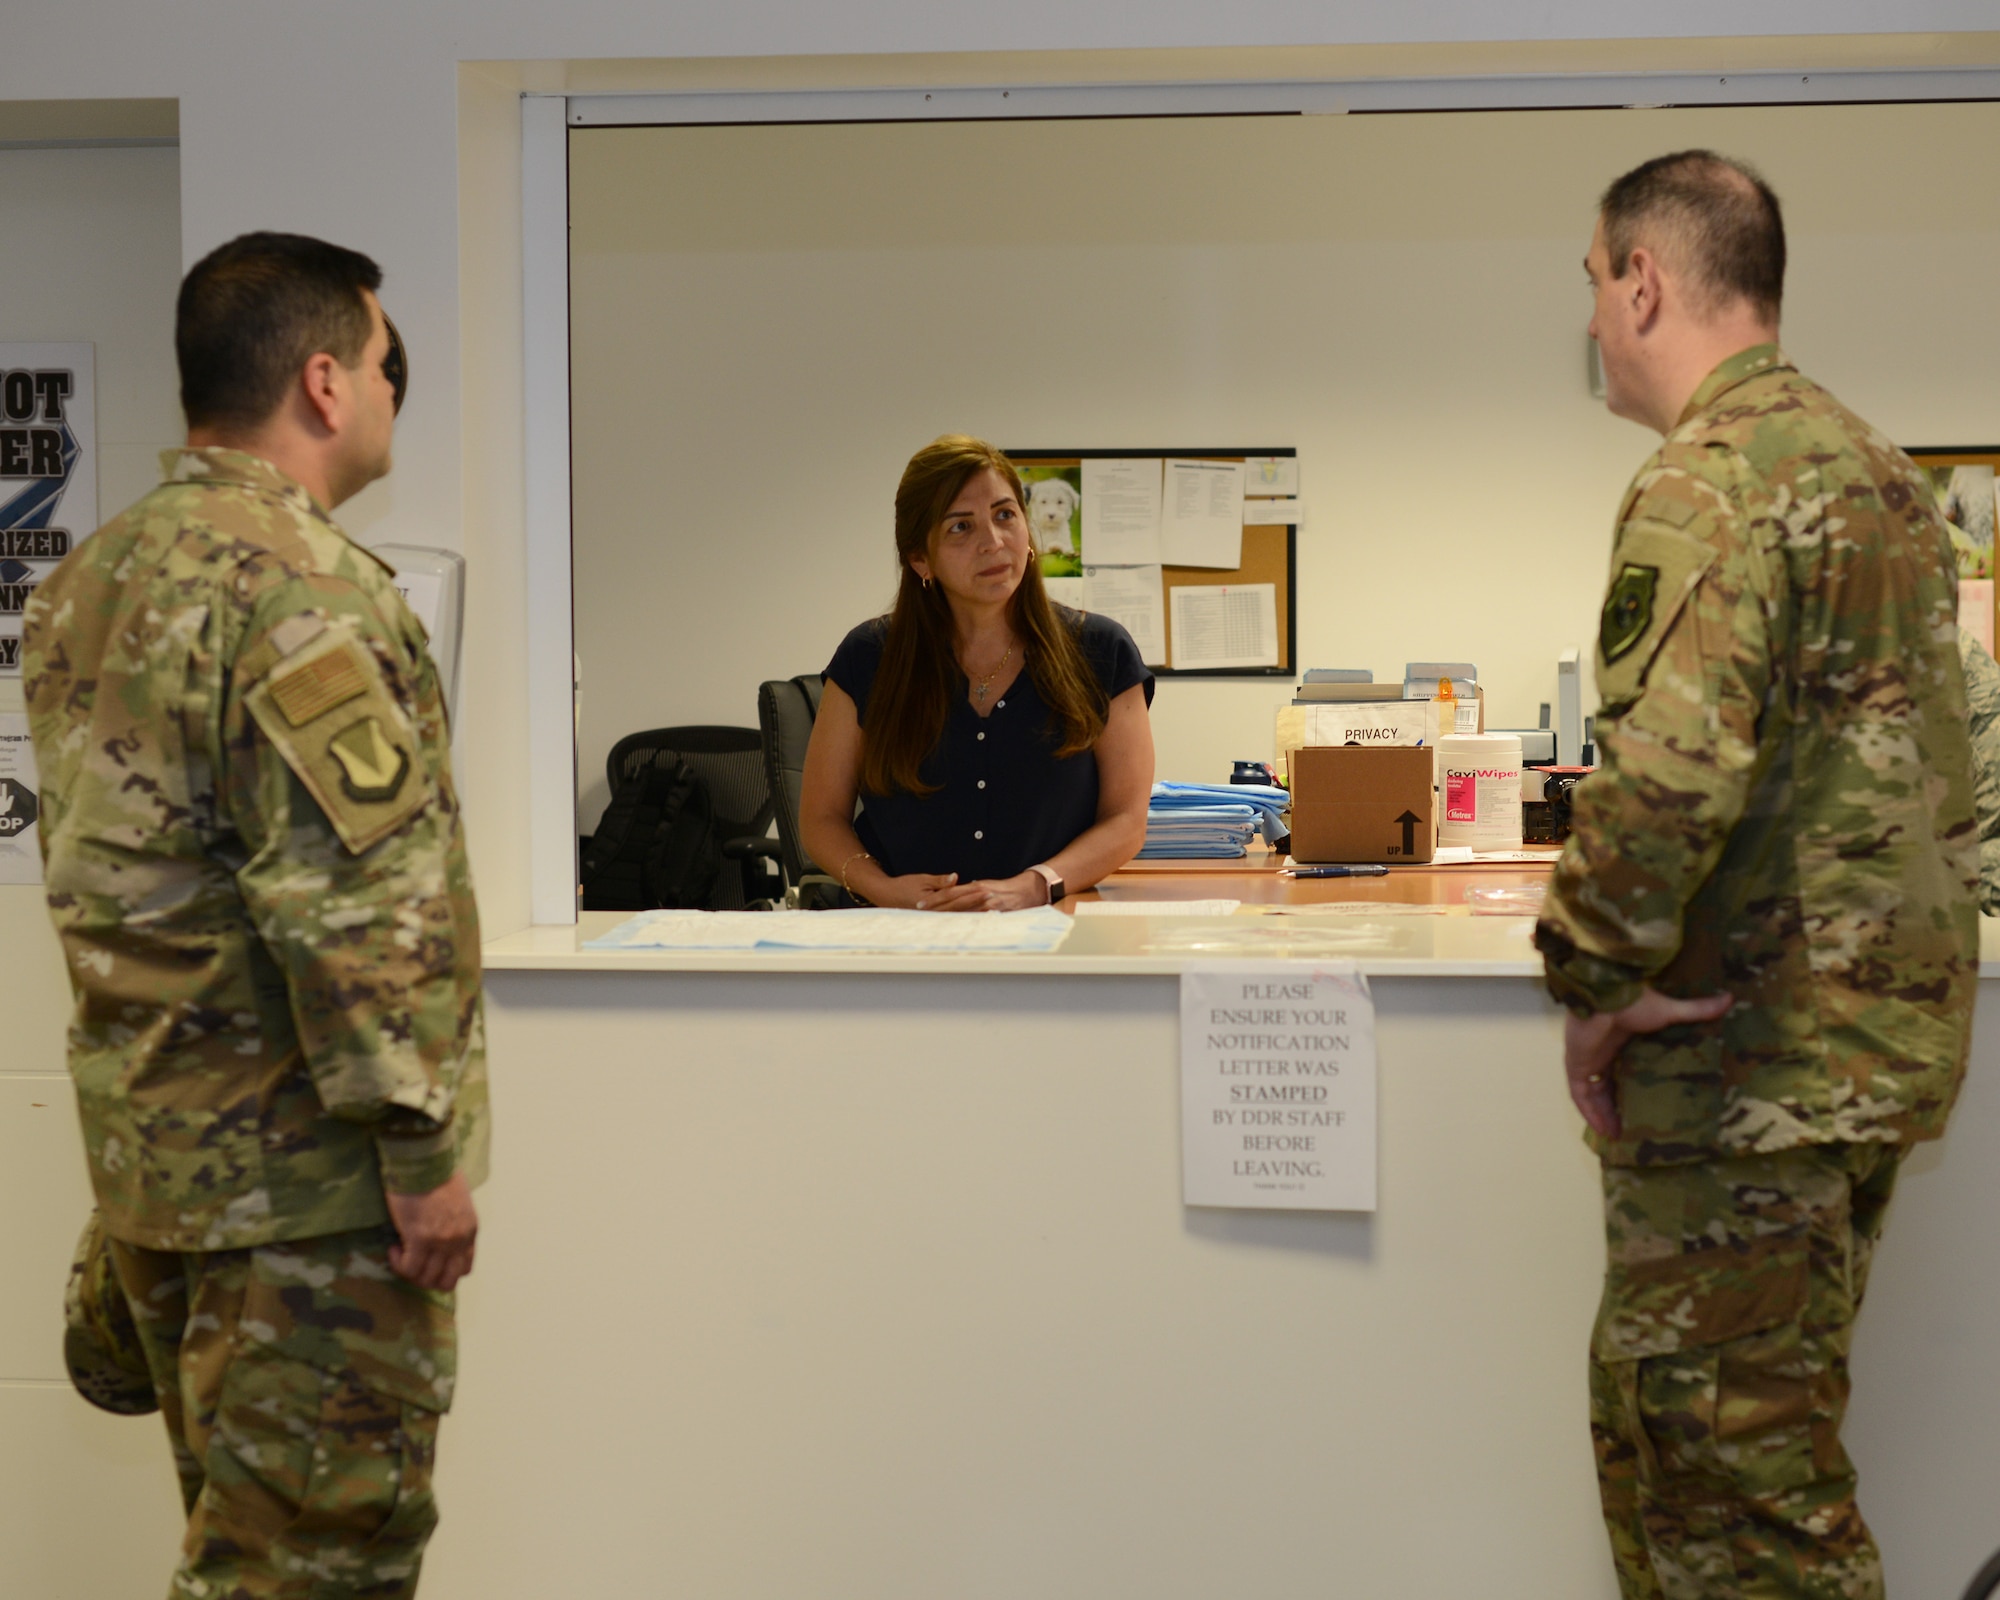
(381, 313), (408, 415)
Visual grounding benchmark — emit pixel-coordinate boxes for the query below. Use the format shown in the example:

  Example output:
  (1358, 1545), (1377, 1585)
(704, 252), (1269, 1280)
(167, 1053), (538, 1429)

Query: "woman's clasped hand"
(904, 872), (1053, 913)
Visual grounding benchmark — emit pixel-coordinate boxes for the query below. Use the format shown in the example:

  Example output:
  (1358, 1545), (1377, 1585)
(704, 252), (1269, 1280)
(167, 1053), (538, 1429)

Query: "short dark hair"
(176, 232), (382, 431)
(1600, 150), (1785, 323)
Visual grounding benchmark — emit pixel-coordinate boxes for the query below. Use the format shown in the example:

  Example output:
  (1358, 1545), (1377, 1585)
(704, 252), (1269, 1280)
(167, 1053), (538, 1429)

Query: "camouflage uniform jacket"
(23, 448), (488, 1250)
(1536, 346), (1979, 1166)
(1959, 630), (2000, 915)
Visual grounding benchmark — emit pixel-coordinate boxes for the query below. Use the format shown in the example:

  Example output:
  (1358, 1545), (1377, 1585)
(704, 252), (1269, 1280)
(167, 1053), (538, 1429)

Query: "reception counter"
(482, 855), (1559, 976)
(10, 864), (1998, 1599)
(436, 866), (2000, 1600)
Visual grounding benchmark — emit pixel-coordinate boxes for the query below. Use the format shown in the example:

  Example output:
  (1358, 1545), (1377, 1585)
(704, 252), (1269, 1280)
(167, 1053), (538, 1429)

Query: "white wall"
(567, 102), (2000, 825)
(0, 147), (183, 537)
(0, 142), (190, 1594)
(6, 12), (1996, 916)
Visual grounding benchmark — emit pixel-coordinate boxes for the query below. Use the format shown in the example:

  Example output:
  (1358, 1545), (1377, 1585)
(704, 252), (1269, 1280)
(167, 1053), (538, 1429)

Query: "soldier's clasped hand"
(1562, 986), (1735, 1140)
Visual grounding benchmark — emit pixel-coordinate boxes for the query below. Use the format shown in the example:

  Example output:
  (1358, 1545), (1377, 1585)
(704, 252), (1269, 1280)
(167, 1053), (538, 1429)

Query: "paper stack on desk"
(584, 908), (1076, 954)
(1137, 781), (1289, 859)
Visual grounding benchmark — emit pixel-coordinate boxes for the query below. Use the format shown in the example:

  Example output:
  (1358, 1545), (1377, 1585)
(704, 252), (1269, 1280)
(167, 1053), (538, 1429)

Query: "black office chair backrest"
(602, 726), (773, 909)
(757, 676), (824, 886)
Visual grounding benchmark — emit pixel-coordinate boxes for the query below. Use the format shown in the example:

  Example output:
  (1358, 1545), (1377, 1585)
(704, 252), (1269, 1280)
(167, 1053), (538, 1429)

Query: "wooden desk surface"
(1082, 850), (1558, 908)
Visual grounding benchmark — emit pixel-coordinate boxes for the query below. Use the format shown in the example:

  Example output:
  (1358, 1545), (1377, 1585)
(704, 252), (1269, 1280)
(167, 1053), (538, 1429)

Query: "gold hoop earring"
(921, 575), (931, 590)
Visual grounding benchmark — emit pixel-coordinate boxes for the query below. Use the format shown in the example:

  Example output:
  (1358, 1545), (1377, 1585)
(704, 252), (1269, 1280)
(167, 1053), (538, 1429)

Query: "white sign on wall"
(0, 712), (41, 884)
(0, 344), (96, 678)
(1180, 962), (1378, 1211)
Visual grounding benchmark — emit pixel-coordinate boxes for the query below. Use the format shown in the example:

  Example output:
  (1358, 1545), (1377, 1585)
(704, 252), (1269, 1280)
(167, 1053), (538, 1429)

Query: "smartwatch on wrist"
(1029, 863), (1066, 905)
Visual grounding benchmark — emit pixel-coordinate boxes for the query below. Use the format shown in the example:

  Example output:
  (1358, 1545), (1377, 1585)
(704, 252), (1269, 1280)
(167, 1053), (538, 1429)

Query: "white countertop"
(484, 907), (1550, 978)
(484, 908), (2000, 980)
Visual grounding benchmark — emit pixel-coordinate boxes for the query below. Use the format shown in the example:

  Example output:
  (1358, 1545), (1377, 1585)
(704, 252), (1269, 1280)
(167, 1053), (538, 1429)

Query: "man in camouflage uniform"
(23, 233), (486, 1599)
(1960, 631), (2000, 912)
(1536, 152), (1979, 1598)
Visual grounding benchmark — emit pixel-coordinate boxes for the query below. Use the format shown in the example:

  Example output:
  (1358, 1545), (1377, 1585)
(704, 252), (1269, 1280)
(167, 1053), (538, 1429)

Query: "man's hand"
(1564, 986), (1735, 1140)
(385, 1172), (478, 1292)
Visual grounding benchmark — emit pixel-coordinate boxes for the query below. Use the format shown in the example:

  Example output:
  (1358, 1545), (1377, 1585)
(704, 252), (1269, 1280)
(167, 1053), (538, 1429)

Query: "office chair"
(756, 675), (842, 908)
(601, 725), (782, 909)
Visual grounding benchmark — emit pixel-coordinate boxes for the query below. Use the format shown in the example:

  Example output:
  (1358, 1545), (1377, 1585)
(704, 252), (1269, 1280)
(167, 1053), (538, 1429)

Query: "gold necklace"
(966, 641), (1015, 705)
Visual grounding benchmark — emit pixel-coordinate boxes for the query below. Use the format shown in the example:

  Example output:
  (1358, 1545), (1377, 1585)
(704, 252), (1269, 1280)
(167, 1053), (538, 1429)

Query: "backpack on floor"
(580, 753), (722, 911)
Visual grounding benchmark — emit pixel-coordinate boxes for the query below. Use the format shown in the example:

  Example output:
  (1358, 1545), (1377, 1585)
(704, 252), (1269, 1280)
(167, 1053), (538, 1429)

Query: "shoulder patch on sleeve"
(1600, 563), (1660, 664)
(1594, 522), (1719, 712)
(244, 630), (432, 854)
(327, 716), (412, 801)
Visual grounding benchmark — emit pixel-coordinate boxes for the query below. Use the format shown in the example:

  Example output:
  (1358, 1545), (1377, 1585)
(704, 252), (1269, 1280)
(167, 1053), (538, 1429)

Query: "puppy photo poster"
(1018, 463), (1082, 578)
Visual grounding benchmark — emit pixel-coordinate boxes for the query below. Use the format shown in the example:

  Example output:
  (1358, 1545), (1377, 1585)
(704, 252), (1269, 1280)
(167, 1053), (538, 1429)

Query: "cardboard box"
(1286, 745), (1436, 864)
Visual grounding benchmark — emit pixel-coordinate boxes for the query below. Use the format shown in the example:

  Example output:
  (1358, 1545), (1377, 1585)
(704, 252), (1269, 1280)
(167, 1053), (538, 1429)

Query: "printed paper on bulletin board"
(1162, 524), (1291, 673)
(1006, 448), (1295, 677)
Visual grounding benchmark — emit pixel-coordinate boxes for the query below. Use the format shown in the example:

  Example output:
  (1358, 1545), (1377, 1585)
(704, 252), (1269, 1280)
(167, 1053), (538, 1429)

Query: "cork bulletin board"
(1005, 447), (1298, 677)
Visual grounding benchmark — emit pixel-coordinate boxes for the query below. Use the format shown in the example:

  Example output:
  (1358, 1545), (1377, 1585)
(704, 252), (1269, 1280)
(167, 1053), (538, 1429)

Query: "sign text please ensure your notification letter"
(1180, 962), (1377, 1211)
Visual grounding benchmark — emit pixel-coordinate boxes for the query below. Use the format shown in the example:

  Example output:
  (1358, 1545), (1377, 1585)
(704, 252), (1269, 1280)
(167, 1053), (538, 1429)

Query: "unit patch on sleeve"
(1592, 522), (1719, 715)
(327, 716), (410, 803)
(1600, 563), (1660, 665)
(244, 629), (431, 854)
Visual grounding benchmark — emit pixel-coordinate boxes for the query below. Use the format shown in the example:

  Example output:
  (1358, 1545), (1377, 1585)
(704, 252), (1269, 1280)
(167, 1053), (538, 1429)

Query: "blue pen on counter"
(1281, 864), (1391, 879)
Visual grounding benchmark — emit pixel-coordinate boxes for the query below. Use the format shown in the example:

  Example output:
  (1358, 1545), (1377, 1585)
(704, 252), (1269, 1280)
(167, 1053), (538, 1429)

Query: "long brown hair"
(860, 435), (1108, 797)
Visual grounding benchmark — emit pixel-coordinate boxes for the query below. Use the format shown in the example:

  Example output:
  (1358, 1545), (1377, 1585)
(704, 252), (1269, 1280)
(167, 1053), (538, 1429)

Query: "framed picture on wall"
(1907, 446), (2000, 658)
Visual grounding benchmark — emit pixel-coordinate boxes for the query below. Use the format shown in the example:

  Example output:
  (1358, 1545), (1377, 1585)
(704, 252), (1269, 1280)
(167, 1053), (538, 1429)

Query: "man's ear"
(298, 351), (344, 436)
(1625, 245), (1666, 334)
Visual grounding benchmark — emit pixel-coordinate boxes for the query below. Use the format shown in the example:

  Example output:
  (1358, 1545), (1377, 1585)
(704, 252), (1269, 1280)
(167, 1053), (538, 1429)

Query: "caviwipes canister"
(1436, 731), (1522, 850)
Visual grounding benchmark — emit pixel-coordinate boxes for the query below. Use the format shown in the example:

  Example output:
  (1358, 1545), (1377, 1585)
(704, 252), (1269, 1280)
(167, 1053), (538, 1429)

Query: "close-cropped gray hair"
(1600, 150), (1785, 324)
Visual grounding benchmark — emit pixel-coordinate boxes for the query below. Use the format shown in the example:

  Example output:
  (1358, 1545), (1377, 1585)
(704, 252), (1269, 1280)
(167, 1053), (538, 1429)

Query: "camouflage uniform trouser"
(1589, 1142), (1901, 1600)
(105, 1224), (455, 1600)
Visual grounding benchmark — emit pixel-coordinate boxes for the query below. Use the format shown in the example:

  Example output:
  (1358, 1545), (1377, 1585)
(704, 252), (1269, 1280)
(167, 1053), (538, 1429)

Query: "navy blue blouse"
(825, 608), (1154, 882)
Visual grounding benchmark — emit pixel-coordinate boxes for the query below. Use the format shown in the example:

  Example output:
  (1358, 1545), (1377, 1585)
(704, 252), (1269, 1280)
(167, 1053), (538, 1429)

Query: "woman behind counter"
(801, 435), (1155, 911)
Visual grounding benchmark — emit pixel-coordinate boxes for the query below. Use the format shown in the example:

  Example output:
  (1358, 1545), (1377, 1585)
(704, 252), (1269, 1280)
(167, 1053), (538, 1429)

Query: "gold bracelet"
(839, 850), (875, 899)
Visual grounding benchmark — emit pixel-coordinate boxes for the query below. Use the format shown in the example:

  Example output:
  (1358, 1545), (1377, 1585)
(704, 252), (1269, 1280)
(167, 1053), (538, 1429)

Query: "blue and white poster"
(0, 343), (96, 677)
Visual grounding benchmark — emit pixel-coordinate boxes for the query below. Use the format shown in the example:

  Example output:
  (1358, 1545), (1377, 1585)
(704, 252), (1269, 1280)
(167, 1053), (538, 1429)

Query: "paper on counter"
(586, 908), (1075, 953)
(1243, 457), (1299, 496)
(1271, 901), (1457, 917)
(1074, 899), (1242, 917)
(1081, 458), (1164, 564)
(1429, 846), (1548, 864)
(1242, 499), (1305, 526)
(1162, 459), (1245, 568)
(1170, 583), (1278, 670)
(1083, 563), (1166, 665)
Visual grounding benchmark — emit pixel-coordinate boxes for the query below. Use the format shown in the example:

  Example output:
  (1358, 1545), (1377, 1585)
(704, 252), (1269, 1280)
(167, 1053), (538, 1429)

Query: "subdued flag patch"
(270, 648), (367, 727)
